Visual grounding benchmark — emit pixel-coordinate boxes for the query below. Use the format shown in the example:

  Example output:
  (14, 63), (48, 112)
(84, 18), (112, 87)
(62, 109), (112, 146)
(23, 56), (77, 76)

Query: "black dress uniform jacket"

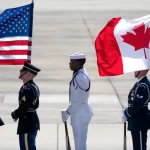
(125, 76), (150, 131)
(14, 80), (40, 134)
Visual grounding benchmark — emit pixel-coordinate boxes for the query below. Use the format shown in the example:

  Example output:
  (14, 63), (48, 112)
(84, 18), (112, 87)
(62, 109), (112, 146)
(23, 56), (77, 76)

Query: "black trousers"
(131, 130), (148, 150)
(19, 130), (37, 150)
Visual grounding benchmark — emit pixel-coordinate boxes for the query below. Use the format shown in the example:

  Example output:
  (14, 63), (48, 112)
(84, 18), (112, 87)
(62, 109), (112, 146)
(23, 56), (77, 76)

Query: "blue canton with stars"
(0, 3), (33, 38)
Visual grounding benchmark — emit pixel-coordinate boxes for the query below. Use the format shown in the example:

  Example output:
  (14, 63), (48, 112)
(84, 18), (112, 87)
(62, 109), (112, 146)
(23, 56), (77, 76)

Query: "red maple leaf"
(121, 23), (150, 59)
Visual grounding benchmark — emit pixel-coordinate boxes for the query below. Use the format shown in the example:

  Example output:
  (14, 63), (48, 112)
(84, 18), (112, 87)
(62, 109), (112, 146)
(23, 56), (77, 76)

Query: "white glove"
(122, 109), (127, 122)
(148, 102), (150, 110)
(122, 115), (127, 122)
(61, 110), (69, 122)
(122, 109), (125, 115)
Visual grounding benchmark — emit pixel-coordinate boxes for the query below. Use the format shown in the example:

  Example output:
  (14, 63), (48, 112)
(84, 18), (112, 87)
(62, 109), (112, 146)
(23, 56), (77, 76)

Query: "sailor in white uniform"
(61, 52), (94, 150)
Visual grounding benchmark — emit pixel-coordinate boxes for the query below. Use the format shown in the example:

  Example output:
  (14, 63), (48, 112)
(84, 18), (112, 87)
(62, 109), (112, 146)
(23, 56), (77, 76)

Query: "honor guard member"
(122, 69), (150, 150)
(11, 62), (41, 150)
(61, 52), (94, 150)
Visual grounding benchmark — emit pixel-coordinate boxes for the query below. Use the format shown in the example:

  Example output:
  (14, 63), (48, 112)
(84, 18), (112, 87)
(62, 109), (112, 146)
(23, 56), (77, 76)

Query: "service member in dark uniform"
(11, 62), (41, 150)
(122, 69), (150, 150)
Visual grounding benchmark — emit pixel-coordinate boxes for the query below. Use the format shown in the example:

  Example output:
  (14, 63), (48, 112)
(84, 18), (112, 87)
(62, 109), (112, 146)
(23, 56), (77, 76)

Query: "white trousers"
(71, 116), (92, 150)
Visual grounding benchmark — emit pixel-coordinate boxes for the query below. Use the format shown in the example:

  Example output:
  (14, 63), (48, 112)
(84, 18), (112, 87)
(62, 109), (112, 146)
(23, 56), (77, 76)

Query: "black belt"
(27, 110), (36, 112)
(129, 104), (148, 107)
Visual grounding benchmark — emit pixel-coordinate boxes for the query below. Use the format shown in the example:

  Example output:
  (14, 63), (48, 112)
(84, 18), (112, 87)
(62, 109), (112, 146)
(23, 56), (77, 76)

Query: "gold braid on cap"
(24, 66), (37, 73)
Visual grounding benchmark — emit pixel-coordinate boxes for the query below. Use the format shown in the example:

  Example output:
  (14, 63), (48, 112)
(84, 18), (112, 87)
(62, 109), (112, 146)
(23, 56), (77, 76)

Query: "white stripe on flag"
(0, 46), (31, 51)
(0, 55), (31, 60)
(114, 16), (150, 74)
(0, 37), (32, 42)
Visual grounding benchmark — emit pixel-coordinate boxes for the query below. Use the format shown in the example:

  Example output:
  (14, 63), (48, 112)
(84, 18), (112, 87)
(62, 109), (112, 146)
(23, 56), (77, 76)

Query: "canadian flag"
(95, 15), (150, 76)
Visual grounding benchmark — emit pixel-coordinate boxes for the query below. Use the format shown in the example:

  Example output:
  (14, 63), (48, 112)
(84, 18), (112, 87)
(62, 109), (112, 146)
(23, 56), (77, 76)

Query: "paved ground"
(0, 0), (150, 149)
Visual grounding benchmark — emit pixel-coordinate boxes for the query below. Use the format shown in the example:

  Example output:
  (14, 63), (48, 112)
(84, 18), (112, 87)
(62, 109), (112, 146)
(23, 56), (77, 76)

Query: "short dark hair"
(77, 59), (86, 65)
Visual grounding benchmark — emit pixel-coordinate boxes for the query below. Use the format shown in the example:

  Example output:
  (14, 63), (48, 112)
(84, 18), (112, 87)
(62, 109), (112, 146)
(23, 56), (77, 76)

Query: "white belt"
(82, 101), (88, 104)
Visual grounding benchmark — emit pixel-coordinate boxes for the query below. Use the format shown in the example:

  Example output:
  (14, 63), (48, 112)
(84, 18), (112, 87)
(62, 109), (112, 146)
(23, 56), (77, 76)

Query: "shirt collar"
(137, 76), (145, 83)
(78, 68), (84, 73)
(23, 80), (34, 86)
(73, 68), (86, 77)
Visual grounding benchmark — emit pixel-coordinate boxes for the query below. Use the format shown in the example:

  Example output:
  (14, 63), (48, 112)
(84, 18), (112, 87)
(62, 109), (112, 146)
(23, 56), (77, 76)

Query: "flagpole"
(30, 0), (34, 64)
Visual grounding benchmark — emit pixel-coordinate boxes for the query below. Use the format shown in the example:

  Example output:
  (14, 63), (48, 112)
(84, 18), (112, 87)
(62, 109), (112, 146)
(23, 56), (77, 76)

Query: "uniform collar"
(78, 68), (84, 73)
(73, 68), (86, 76)
(23, 80), (34, 86)
(137, 76), (146, 83)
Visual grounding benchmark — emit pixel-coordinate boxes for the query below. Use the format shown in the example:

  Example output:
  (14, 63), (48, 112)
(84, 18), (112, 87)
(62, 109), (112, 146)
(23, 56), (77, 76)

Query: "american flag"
(0, 2), (34, 65)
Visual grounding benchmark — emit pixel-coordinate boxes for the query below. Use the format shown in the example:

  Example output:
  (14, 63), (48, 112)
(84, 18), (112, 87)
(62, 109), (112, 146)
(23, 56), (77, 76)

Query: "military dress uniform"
(124, 76), (150, 150)
(62, 53), (93, 150)
(11, 62), (40, 150)
(68, 68), (93, 150)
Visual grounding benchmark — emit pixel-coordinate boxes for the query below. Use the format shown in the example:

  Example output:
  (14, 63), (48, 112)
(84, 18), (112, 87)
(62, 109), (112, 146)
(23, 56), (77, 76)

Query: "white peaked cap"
(70, 52), (86, 60)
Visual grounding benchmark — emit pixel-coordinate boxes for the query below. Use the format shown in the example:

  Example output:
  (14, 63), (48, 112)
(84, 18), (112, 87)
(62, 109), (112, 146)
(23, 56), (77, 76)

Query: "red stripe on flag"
(0, 40), (32, 46)
(0, 59), (31, 65)
(95, 17), (123, 76)
(0, 50), (31, 55)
